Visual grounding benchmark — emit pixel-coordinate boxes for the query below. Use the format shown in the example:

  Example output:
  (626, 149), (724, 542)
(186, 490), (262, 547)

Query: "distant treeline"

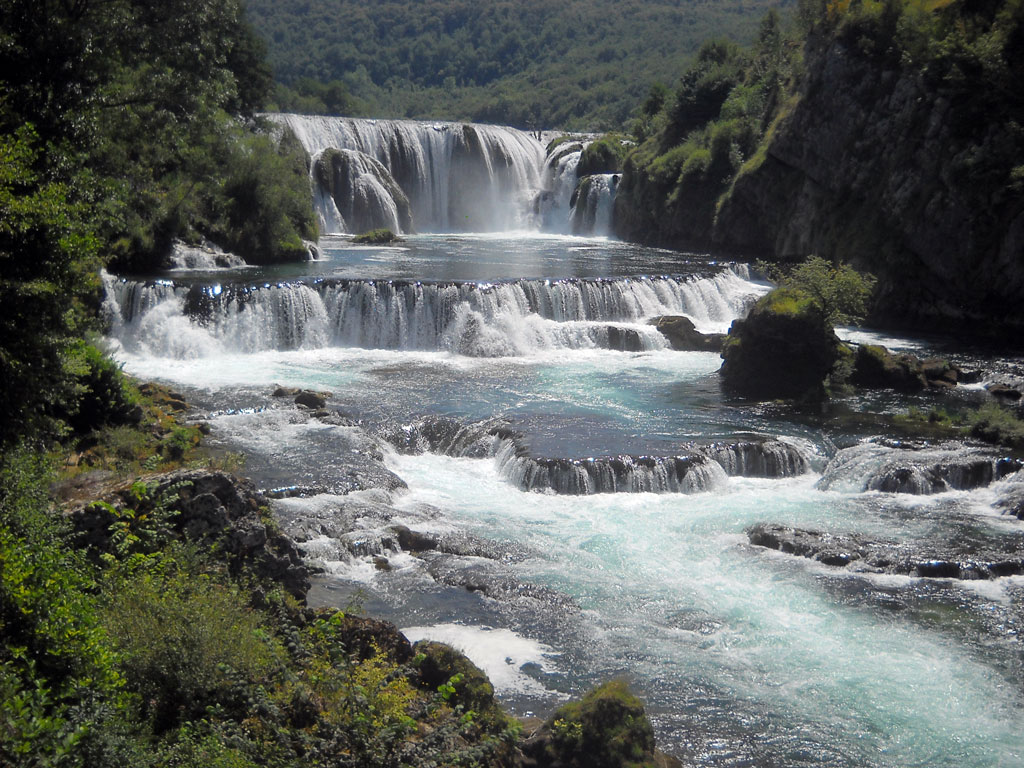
(247, 0), (791, 130)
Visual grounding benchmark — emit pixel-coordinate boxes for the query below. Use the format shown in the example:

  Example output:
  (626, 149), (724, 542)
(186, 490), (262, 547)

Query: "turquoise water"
(106, 235), (1024, 767)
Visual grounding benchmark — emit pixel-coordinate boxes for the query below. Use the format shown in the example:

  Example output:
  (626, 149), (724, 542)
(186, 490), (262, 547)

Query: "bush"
(352, 228), (399, 244)
(0, 451), (126, 766)
(528, 680), (658, 768)
(758, 255), (877, 325)
(966, 402), (1024, 449)
(102, 565), (285, 730)
(577, 134), (629, 176)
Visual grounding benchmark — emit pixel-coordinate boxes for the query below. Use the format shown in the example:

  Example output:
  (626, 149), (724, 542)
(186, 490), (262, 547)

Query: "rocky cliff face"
(714, 33), (1024, 334)
(618, 14), (1024, 336)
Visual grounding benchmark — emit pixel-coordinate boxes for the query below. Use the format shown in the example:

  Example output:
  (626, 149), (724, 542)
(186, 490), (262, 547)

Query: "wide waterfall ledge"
(270, 114), (618, 237)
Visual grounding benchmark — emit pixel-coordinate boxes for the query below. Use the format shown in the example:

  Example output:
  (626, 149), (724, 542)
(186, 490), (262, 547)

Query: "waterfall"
(103, 267), (759, 358)
(570, 174), (618, 237)
(272, 115), (546, 234)
(381, 416), (811, 495)
(816, 441), (1022, 494)
(312, 149), (413, 234)
(536, 141), (584, 233)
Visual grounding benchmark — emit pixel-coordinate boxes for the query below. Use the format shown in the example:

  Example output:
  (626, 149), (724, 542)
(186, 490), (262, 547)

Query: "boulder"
(987, 383), (1023, 401)
(69, 470), (311, 599)
(850, 345), (961, 392)
(719, 288), (840, 400)
(519, 679), (679, 768)
(412, 640), (507, 729)
(648, 315), (725, 352)
(294, 389), (329, 409)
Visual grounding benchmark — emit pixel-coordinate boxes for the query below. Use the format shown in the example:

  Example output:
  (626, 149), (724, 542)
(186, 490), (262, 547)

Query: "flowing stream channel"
(103, 116), (1024, 767)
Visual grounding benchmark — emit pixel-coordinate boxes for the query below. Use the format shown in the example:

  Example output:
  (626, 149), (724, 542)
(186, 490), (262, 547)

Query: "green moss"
(353, 228), (400, 244)
(541, 680), (658, 768)
(578, 134), (629, 176)
(757, 287), (817, 317)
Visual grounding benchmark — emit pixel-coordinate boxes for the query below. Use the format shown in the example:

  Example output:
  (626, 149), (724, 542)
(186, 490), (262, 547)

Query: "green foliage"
(270, 78), (365, 116)
(102, 564), (285, 730)
(758, 256), (877, 325)
(619, 9), (803, 246)
(966, 402), (1024, 450)
(0, 451), (126, 767)
(213, 131), (317, 266)
(577, 134), (630, 176)
(246, 0), (786, 130)
(542, 680), (657, 768)
(0, 129), (104, 449)
(352, 228), (400, 244)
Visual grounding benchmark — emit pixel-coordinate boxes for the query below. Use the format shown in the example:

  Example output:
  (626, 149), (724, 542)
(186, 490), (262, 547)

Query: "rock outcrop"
(721, 29), (1024, 334)
(617, 15), (1024, 336)
(719, 288), (840, 400)
(648, 315), (724, 352)
(850, 344), (960, 392)
(748, 522), (1024, 580)
(69, 469), (311, 599)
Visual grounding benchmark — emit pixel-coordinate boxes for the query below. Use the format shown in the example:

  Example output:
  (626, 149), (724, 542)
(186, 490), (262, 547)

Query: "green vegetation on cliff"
(617, 0), (1024, 332)
(617, 9), (801, 248)
(246, 0), (788, 130)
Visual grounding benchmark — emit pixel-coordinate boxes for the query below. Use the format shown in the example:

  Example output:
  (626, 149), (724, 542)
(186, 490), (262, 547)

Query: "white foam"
(401, 623), (562, 698)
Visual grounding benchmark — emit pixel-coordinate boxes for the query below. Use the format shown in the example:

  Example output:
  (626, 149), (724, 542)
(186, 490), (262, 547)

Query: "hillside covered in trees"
(246, 0), (791, 130)
(615, 0), (1024, 335)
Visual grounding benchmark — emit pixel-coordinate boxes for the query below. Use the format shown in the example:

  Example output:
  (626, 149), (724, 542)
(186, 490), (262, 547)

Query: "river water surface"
(104, 234), (1024, 767)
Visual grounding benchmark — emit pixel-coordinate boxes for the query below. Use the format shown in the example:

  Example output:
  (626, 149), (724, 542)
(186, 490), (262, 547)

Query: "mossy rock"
(412, 640), (507, 727)
(850, 344), (926, 392)
(720, 288), (840, 400)
(521, 680), (673, 768)
(352, 228), (400, 244)
(578, 135), (629, 176)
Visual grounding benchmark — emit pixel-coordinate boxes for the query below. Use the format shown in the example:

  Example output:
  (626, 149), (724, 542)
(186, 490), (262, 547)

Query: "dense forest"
(246, 0), (791, 130)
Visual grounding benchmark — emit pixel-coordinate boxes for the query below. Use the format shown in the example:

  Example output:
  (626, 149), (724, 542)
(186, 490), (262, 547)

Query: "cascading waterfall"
(102, 267), (759, 358)
(382, 416), (811, 495)
(570, 173), (618, 237)
(313, 148), (413, 234)
(273, 114), (546, 234)
(536, 141), (584, 233)
(816, 441), (1022, 494)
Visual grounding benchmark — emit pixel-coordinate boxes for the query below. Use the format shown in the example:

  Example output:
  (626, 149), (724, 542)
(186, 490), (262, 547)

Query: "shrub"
(577, 134), (629, 176)
(966, 402), (1024, 449)
(352, 228), (399, 244)
(102, 566), (285, 730)
(0, 450), (126, 766)
(758, 255), (877, 325)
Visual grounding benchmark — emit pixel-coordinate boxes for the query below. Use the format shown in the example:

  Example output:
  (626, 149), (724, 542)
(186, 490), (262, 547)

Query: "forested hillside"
(246, 0), (790, 130)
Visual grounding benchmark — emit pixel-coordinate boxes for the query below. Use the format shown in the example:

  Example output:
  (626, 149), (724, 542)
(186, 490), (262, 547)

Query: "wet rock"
(986, 383), (1023, 401)
(851, 344), (927, 392)
(649, 315), (725, 352)
(391, 523), (440, 552)
(720, 288), (840, 400)
(748, 523), (1024, 580)
(851, 345), (961, 392)
(294, 390), (328, 409)
(817, 441), (1014, 494)
(606, 325), (644, 352)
